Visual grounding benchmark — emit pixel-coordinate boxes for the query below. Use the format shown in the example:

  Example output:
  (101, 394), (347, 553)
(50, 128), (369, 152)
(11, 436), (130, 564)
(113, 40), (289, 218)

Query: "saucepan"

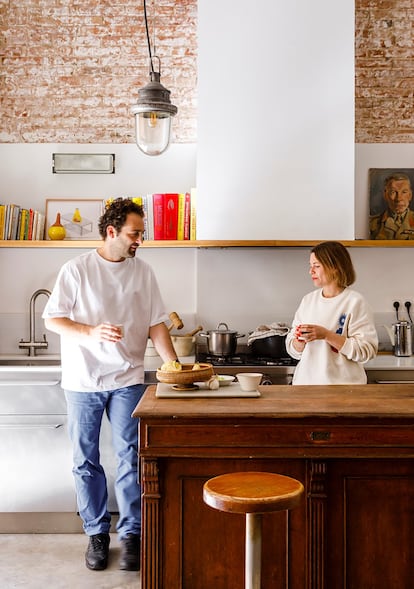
(250, 334), (288, 359)
(199, 322), (245, 356)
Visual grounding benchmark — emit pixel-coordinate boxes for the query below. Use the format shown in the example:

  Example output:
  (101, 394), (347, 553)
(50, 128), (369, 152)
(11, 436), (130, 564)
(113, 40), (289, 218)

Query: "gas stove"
(196, 351), (297, 367)
(195, 346), (297, 384)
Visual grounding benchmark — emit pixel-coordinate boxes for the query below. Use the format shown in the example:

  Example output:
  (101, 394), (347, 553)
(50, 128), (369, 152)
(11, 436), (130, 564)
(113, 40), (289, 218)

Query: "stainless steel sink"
(0, 356), (61, 384)
(0, 355), (61, 367)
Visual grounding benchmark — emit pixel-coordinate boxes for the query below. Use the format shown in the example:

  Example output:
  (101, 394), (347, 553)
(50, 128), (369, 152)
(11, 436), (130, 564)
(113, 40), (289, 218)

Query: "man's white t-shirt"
(43, 250), (168, 392)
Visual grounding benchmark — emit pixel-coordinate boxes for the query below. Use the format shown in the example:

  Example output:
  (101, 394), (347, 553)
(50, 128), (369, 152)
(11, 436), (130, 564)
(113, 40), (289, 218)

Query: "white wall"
(196, 0), (355, 240)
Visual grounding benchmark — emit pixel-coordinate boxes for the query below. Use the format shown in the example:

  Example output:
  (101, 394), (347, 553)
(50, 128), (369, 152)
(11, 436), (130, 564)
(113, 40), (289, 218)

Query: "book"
(27, 208), (34, 240)
(153, 193), (165, 240)
(8, 204), (20, 240)
(177, 193), (185, 241)
(19, 209), (28, 240)
(145, 194), (154, 240)
(0, 205), (5, 240)
(190, 187), (197, 240)
(163, 193), (179, 240)
(183, 192), (191, 240)
(36, 212), (45, 240)
(4, 204), (11, 240)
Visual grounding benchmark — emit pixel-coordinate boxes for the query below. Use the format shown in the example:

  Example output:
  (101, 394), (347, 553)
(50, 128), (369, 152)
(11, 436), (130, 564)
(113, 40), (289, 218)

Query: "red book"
(27, 208), (34, 240)
(152, 193), (164, 240)
(183, 192), (191, 240)
(163, 193), (179, 240)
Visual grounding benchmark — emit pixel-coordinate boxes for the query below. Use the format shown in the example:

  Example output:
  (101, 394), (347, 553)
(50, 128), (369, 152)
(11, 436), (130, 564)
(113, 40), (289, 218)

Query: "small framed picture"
(369, 168), (414, 240)
(45, 198), (105, 240)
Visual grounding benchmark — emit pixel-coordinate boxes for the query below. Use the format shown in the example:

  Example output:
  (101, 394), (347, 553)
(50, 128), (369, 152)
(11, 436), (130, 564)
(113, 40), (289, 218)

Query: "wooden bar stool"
(203, 471), (304, 589)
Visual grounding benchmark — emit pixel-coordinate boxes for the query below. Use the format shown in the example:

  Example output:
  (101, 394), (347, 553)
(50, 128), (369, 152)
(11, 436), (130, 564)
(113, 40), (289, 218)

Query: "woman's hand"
(295, 323), (345, 353)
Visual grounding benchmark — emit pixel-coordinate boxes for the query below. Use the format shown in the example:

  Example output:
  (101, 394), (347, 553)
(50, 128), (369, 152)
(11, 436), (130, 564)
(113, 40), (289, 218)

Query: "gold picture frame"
(45, 198), (105, 240)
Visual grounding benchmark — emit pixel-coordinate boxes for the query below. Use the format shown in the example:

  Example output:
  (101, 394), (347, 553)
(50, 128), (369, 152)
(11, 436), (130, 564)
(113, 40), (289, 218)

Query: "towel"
(247, 322), (290, 346)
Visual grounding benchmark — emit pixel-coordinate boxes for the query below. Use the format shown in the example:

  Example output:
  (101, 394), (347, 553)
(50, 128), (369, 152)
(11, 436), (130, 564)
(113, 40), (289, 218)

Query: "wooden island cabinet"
(133, 385), (414, 589)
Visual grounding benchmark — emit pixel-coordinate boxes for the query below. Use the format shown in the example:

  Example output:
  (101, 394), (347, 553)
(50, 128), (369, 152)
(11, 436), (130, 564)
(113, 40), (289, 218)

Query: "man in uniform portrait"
(370, 173), (414, 240)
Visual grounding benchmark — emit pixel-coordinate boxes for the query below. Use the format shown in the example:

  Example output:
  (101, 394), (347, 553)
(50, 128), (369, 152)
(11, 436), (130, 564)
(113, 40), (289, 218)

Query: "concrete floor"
(0, 534), (140, 589)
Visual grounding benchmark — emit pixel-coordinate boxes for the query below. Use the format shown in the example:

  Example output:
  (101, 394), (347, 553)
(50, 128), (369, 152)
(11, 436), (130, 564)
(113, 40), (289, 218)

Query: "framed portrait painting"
(45, 199), (105, 240)
(369, 168), (414, 240)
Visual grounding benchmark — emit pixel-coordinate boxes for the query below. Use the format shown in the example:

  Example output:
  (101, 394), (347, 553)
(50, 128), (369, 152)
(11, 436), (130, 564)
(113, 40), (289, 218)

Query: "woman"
(286, 241), (378, 384)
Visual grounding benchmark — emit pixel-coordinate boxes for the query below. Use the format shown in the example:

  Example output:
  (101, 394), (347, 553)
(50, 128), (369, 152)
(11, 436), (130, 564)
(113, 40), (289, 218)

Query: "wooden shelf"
(1, 239), (414, 249)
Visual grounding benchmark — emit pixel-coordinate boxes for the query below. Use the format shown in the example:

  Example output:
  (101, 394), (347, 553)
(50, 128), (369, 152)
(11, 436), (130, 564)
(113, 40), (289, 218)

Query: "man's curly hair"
(98, 198), (144, 239)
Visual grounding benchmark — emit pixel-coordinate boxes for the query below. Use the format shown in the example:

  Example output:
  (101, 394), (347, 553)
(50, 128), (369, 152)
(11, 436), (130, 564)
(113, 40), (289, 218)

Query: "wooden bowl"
(156, 363), (214, 385)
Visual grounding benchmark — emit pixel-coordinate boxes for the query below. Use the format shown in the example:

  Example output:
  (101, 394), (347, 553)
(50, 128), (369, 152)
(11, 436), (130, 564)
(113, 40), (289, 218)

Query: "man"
(370, 173), (414, 239)
(42, 198), (178, 572)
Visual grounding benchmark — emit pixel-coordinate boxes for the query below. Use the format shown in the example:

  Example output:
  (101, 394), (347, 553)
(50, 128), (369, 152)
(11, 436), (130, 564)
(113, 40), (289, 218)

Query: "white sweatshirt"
(285, 288), (378, 385)
(42, 250), (168, 392)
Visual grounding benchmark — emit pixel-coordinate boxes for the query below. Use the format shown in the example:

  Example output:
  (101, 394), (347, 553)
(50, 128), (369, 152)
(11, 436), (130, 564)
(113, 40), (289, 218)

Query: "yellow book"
(177, 193), (185, 241)
(190, 187), (197, 241)
(19, 209), (27, 240)
(0, 205), (5, 240)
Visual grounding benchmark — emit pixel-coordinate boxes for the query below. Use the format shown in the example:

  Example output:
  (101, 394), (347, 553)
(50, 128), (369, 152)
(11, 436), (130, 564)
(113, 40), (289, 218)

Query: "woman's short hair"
(311, 241), (356, 288)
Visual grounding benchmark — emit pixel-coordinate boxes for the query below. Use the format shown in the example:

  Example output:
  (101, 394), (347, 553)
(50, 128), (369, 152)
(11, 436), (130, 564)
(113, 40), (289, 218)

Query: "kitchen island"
(133, 384), (414, 589)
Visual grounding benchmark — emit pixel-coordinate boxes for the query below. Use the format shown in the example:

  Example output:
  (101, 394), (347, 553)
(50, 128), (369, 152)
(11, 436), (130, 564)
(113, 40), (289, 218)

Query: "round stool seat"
(203, 471), (304, 514)
(203, 472), (304, 589)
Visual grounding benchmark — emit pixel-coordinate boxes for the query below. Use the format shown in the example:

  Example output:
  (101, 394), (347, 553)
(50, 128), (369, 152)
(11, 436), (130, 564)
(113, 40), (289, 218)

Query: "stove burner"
(196, 352), (297, 367)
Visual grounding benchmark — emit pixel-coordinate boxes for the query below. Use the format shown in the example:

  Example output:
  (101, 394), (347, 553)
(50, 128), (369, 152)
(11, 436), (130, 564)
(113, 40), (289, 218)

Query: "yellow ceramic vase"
(48, 212), (66, 240)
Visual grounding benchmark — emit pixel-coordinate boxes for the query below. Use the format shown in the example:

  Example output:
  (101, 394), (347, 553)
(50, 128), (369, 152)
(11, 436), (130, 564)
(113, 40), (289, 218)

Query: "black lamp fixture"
(131, 0), (178, 156)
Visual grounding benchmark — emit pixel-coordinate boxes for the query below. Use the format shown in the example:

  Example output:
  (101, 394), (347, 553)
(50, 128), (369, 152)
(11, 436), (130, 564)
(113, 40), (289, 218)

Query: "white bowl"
(217, 375), (235, 387)
(236, 372), (263, 392)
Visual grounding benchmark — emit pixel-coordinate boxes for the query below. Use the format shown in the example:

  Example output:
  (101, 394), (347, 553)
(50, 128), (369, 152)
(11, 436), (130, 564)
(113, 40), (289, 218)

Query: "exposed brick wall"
(0, 1), (411, 144)
(355, 0), (414, 143)
(0, 0), (197, 143)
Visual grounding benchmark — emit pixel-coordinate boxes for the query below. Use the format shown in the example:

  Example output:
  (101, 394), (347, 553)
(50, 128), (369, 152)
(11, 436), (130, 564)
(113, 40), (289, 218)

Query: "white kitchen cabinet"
(0, 369), (119, 530)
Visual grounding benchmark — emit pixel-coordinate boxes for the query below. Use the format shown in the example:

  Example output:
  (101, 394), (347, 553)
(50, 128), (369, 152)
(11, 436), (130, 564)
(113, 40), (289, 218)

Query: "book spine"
(0, 205), (5, 240)
(16, 209), (22, 240)
(153, 193), (165, 240)
(8, 204), (20, 240)
(163, 193), (179, 240)
(28, 208), (34, 240)
(24, 208), (30, 239)
(190, 187), (197, 240)
(19, 209), (27, 240)
(141, 195), (149, 239)
(146, 193), (154, 240)
(177, 193), (185, 241)
(183, 192), (191, 240)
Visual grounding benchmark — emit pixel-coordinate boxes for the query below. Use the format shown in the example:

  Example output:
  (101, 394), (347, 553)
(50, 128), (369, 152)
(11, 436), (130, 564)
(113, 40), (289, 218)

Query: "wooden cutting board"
(155, 382), (261, 398)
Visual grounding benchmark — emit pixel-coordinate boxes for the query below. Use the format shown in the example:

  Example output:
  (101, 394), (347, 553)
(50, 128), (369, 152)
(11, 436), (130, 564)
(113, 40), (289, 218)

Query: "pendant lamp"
(131, 0), (178, 156)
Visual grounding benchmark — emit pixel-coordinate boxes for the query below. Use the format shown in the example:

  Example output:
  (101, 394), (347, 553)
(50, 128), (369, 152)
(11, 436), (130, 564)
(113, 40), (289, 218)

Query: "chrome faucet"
(19, 288), (51, 356)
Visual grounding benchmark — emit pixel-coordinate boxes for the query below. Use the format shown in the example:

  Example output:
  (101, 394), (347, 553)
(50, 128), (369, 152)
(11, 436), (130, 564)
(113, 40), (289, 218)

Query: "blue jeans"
(65, 385), (145, 539)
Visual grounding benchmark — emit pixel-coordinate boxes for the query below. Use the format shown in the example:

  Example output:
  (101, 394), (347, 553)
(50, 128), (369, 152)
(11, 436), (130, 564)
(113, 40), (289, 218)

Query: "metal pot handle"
(198, 332), (209, 338)
(216, 322), (229, 330)
(236, 333), (245, 338)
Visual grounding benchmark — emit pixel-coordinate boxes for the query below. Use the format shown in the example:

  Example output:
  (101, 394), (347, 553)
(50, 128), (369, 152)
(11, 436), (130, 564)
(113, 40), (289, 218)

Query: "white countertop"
(365, 354), (414, 370)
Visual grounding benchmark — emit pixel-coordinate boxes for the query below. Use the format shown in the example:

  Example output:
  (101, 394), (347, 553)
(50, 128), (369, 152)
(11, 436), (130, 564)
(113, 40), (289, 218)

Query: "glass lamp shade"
(134, 111), (173, 156)
(132, 73), (177, 156)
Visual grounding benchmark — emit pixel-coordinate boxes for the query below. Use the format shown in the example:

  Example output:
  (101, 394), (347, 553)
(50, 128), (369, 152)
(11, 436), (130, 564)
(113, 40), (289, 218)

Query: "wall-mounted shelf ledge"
(1, 239), (414, 249)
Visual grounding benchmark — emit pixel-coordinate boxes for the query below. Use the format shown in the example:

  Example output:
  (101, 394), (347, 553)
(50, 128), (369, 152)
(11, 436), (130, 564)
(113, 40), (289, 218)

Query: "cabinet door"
(326, 459), (414, 589)
(0, 415), (76, 511)
(149, 458), (307, 589)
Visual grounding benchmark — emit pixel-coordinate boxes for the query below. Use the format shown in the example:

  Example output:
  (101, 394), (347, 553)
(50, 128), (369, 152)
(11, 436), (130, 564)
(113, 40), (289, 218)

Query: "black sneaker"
(119, 534), (141, 571)
(85, 533), (110, 570)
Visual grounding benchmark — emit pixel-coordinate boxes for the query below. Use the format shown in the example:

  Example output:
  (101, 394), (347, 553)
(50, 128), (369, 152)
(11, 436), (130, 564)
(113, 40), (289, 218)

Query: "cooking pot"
(199, 322), (245, 356)
(250, 334), (288, 359)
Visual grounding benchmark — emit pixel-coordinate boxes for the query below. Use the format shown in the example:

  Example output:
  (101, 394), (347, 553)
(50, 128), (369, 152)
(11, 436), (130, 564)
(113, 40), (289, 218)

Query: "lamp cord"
(143, 0), (155, 75)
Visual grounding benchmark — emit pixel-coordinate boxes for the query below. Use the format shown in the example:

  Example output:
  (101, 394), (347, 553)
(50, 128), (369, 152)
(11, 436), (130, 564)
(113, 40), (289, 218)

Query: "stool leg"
(245, 512), (262, 589)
